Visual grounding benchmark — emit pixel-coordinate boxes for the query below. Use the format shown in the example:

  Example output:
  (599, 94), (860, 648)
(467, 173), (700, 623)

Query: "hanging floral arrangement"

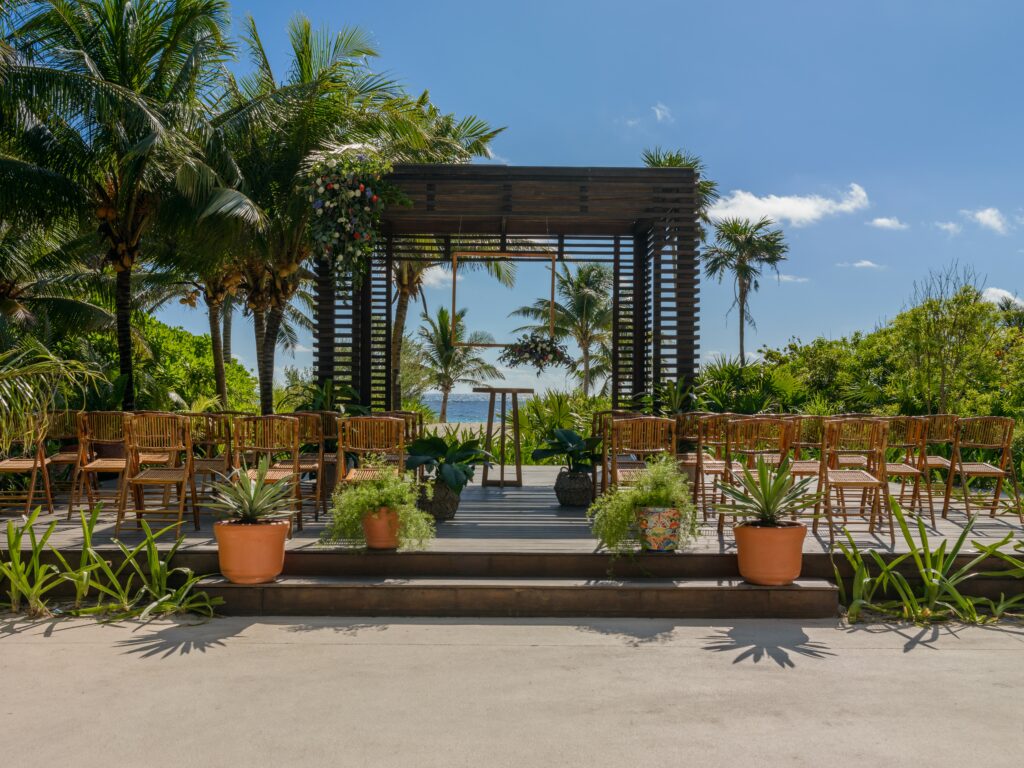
(304, 150), (394, 280)
(498, 332), (572, 375)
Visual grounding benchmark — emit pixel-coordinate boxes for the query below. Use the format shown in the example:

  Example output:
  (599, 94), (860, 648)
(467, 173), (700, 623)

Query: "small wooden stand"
(473, 386), (534, 488)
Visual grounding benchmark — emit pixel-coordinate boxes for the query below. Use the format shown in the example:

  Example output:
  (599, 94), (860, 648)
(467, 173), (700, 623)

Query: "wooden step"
(200, 576), (838, 619)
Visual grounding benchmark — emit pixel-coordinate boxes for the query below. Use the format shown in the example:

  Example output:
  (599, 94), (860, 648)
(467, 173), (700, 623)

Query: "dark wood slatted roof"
(381, 164), (697, 236)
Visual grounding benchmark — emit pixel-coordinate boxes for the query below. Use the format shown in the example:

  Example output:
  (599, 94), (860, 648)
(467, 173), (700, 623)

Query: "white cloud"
(709, 183), (868, 227)
(293, 344), (312, 354)
(837, 259), (885, 269)
(935, 221), (962, 236)
(961, 207), (1009, 234)
(983, 287), (1024, 307)
(624, 117), (640, 129)
(651, 102), (673, 123)
(778, 274), (810, 283)
(420, 266), (455, 288)
(867, 216), (908, 230)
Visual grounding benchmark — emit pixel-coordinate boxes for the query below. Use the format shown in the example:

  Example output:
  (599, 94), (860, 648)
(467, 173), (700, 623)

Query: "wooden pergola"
(313, 164), (700, 410)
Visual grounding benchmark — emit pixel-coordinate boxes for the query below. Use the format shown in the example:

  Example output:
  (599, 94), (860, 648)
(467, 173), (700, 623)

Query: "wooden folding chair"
(380, 410), (425, 443)
(289, 411), (326, 521)
(883, 416), (930, 524)
(943, 416), (1021, 520)
(591, 409), (641, 498)
(233, 415), (302, 531)
(817, 418), (894, 545)
(786, 415), (824, 479)
(718, 417), (793, 533)
(0, 415), (53, 516)
(609, 416), (675, 487)
(694, 414), (736, 520)
(70, 411), (129, 519)
(923, 414), (958, 518)
(674, 411), (711, 503)
(187, 412), (233, 504)
(115, 413), (197, 536)
(337, 416), (406, 483)
(43, 410), (82, 496)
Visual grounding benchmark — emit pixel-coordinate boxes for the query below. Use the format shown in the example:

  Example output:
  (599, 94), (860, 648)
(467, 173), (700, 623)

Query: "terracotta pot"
(362, 506), (400, 549)
(553, 469), (593, 507)
(417, 480), (462, 521)
(636, 507), (682, 551)
(214, 520), (289, 585)
(734, 522), (806, 586)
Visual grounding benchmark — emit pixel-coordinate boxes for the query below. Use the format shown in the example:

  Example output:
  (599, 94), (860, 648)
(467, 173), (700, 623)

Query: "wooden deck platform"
(17, 465), (1023, 556)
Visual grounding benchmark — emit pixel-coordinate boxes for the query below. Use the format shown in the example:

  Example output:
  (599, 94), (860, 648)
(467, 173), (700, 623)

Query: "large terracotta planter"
(214, 520), (289, 585)
(734, 522), (806, 586)
(362, 506), (400, 549)
(637, 507), (682, 551)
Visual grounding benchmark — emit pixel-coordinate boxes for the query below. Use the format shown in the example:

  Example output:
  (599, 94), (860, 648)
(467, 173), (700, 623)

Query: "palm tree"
(642, 147), (720, 243)
(703, 217), (789, 365)
(0, 0), (232, 410)
(418, 307), (502, 422)
(511, 264), (613, 395)
(391, 247), (515, 408)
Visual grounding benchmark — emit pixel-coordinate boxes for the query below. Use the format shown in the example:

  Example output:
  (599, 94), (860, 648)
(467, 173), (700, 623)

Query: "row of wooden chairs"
(589, 411), (1021, 544)
(0, 410), (424, 535)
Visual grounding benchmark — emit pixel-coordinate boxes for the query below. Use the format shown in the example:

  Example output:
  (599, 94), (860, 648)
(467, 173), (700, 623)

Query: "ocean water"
(420, 392), (534, 423)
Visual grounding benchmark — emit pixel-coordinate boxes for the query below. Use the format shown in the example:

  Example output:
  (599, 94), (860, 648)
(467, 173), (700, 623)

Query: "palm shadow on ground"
(701, 624), (835, 668)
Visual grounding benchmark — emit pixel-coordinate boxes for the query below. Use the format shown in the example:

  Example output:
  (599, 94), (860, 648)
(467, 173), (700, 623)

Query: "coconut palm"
(511, 264), (613, 395)
(642, 147), (720, 243)
(391, 247), (515, 408)
(418, 307), (502, 422)
(703, 217), (789, 365)
(0, 0), (233, 410)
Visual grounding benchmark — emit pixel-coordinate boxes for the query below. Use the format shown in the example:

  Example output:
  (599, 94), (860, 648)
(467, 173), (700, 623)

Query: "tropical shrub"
(322, 470), (435, 550)
(586, 457), (698, 553)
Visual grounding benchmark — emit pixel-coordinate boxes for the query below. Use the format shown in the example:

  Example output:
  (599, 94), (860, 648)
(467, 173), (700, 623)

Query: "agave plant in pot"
(531, 428), (602, 507)
(405, 433), (492, 520)
(322, 466), (436, 550)
(587, 457), (699, 553)
(209, 458), (296, 585)
(719, 458), (821, 586)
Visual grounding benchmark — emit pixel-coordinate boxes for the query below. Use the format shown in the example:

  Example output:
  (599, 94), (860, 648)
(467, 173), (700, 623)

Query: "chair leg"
(176, 480), (187, 532)
(989, 476), (1005, 517)
(40, 462), (54, 516)
(114, 478), (129, 537)
(943, 465), (956, 519)
(189, 476), (200, 530)
(25, 466), (38, 515)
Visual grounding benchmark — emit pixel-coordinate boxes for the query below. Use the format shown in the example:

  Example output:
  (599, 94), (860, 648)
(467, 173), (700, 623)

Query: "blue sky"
(158, 0), (1024, 392)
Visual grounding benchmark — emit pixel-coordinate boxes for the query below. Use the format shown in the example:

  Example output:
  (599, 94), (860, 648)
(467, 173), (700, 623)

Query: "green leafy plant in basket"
(531, 428), (602, 507)
(587, 456), (698, 553)
(405, 432), (492, 520)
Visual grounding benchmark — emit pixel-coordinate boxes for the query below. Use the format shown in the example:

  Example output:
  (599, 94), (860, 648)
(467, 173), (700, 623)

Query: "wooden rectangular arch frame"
(450, 251), (556, 348)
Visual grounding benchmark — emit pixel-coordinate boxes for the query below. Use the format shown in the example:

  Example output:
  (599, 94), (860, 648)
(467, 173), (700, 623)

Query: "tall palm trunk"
(737, 280), (748, 366)
(207, 300), (227, 407)
(440, 387), (449, 423)
(258, 305), (283, 415)
(115, 267), (135, 411)
(222, 295), (233, 364)
(391, 286), (412, 407)
(581, 344), (591, 397)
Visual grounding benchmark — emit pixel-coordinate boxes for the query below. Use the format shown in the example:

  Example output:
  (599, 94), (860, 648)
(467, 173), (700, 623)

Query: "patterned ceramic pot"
(636, 507), (682, 551)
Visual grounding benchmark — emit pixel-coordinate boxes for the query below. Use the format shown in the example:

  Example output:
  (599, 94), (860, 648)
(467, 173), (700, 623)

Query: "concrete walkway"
(2, 615), (1023, 767)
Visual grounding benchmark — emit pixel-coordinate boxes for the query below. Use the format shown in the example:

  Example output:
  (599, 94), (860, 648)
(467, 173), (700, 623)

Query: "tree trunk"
(207, 300), (227, 408)
(737, 283), (747, 366)
(440, 388), (449, 423)
(581, 346), (591, 397)
(253, 309), (266, 380)
(391, 287), (411, 408)
(259, 306), (283, 415)
(222, 295), (233, 364)
(115, 267), (135, 411)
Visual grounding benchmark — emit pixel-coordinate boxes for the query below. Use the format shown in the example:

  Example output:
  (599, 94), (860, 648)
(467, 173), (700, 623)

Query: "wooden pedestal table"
(473, 386), (534, 488)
